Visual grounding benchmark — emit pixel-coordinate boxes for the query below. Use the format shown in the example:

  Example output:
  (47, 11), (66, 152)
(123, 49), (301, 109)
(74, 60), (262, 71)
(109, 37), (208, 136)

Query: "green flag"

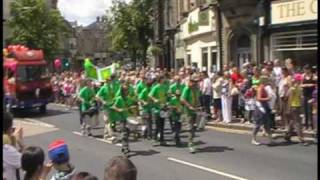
(84, 58), (98, 80)
(98, 63), (116, 81)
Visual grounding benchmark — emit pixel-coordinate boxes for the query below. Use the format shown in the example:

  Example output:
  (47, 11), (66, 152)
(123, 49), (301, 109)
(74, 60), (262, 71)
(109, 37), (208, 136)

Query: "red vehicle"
(3, 46), (53, 113)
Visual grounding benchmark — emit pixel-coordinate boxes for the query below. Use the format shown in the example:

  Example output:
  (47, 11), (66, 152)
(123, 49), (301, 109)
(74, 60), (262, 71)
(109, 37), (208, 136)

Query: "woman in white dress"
(221, 71), (233, 123)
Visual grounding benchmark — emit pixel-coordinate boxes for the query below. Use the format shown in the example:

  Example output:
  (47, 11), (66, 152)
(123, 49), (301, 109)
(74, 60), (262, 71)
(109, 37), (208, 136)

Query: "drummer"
(78, 79), (96, 136)
(138, 79), (154, 140)
(148, 75), (168, 146)
(96, 77), (115, 141)
(168, 88), (183, 147)
(180, 74), (201, 153)
(109, 82), (136, 155)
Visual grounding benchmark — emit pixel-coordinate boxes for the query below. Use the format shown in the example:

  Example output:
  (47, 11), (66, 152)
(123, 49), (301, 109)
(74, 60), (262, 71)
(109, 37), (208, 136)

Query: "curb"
(206, 122), (316, 138)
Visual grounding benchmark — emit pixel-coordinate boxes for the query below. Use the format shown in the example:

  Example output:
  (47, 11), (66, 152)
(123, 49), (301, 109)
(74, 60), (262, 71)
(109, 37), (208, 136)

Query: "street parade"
(3, 0), (318, 180)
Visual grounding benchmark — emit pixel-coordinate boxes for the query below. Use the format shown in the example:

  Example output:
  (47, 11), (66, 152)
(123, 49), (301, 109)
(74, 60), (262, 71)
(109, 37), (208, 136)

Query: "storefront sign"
(271, 0), (317, 24)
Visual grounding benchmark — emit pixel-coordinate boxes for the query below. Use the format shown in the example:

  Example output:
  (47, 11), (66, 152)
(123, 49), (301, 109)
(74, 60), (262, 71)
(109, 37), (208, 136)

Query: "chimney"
(96, 16), (100, 22)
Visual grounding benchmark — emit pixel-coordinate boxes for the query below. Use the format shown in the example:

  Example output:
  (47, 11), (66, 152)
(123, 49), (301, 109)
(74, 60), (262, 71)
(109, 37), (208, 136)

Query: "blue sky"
(57, 0), (131, 26)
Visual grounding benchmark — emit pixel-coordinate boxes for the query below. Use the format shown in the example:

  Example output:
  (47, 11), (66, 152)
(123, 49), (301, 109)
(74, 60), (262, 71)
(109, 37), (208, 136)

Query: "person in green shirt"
(168, 88), (183, 147)
(109, 83), (134, 155)
(78, 79), (96, 136)
(180, 74), (201, 153)
(138, 79), (154, 139)
(96, 77), (115, 140)
(148, 76), (168, 146)
(135, 74), (147, 96)
(110, 74), (121, 98)
(168, 75), (185, 132)
(168, 75), (185, 96)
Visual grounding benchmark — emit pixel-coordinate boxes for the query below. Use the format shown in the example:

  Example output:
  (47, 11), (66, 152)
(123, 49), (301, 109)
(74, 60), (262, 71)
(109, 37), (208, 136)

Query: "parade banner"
(83, 58), (120, 81)
(84, 58), (98, 80)
(97, 64), (115, 81)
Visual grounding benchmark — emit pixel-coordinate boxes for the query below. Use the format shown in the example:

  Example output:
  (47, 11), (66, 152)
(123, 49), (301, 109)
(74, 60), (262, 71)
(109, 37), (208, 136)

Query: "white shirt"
(200, 78), (212, 95)
(265, 85), (276, 109)
(273, 66), (282, 86)
(212, 77), (223, 99)
(3, 144), (21, 180)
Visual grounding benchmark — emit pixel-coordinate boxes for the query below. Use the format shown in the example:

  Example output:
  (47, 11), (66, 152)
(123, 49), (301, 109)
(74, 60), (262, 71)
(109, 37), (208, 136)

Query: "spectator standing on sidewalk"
(278, 67), (292, 129)
(309, 85), (318, 143)
(199, 71), (212, 120)
(285, 73), (305, 144)
(212, 72), (223, 122)
(301, 65), (317, 130)
(230, 67), (244, 119)
(221, 71), (233, 123)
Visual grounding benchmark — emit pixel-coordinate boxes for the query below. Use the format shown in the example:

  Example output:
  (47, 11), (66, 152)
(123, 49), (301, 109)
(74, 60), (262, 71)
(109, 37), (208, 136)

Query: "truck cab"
(4, 46), (53, 113)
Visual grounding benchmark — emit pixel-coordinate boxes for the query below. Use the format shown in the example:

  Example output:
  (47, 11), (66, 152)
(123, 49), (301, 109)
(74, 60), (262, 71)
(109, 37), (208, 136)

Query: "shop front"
(268, 0), (318, 68)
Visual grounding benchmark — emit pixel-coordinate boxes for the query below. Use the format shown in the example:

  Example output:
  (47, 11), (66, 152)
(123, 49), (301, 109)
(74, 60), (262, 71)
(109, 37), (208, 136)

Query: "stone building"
(74, 16), (112, 69)
(172, 0), (317, 72)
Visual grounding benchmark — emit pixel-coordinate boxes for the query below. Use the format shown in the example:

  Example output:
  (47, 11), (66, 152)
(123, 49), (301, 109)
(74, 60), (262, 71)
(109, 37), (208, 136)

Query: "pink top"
(63, 83), (73, 95)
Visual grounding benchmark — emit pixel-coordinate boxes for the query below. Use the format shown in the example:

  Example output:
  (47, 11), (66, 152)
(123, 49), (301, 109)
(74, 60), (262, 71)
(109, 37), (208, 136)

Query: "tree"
(109, 0), (154, 67)
(8, 0), (69, 62)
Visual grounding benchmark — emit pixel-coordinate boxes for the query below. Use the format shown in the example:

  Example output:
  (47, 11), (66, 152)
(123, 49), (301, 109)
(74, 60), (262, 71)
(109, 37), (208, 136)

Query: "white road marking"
(72, 131), (122, 147)
(22, 118), (56, 128)
(72, 131), (83, 136)
(167, 157), (249, 180)
(50, 103), (78, 109)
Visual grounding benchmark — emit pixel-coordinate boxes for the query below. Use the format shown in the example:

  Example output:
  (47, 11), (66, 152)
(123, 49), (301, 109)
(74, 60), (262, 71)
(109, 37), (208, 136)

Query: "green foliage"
(198, 10), (209, 26)
(8, 0), (68, 61)
(109, 0), (154, 66)
(188, 21), (199, 33)
(148, 45), (162, 56)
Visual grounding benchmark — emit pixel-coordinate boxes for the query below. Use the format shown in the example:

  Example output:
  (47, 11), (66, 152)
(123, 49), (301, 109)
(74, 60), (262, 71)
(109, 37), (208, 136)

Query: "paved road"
(15, 104), (317, 180)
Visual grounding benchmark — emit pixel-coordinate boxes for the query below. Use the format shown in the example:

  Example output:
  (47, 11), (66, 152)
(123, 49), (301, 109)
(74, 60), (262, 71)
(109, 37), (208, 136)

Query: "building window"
(187, 54), (191, 65)
(202, 47), (208, 69)
(211, 48), (217, 72)
(270, 30), (317, 68)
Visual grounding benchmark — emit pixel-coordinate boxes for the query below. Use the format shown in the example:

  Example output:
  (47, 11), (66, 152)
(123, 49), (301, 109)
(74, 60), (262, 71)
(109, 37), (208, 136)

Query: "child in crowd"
(48, 139), (76, 180)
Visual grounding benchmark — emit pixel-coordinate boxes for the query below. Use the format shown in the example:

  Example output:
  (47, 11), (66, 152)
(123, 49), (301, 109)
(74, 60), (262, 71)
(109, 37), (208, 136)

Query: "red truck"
(3, 45), (53, 113)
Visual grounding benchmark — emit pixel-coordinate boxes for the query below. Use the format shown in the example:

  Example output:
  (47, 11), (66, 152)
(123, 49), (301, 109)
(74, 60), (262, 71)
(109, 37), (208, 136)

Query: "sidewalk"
(206, 117), (316, 138)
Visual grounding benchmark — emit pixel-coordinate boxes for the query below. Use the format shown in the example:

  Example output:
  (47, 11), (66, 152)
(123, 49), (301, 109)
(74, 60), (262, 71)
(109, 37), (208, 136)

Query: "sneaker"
(121, 148), (130, 155)
(188, 143), (196, 153)
(251, 140), (261, 146)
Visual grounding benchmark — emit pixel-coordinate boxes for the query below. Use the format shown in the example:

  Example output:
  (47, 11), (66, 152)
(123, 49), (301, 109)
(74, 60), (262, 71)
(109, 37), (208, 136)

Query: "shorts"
(213, 98), (222, 110)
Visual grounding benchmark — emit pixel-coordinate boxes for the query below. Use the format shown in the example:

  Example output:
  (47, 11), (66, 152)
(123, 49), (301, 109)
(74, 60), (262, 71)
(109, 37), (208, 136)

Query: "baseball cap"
(48, 139), (70, 164)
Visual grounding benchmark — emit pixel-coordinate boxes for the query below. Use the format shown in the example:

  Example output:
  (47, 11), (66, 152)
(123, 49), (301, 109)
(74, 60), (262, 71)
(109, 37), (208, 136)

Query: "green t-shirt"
(115, 86), (138, 115)
(109, 96), (129, 122)
(136, 80), (146, 95)
(138, 87), (152, 113)
(168, 82), (185, 95)
(163, 80), (170, 92)
(168, 96), (182, 121)
(110, 80), (121, 98)
(96, 84), (113, 110)
(180, 86), (201, 115)
(79, 86), (95, 111)
(148, 83), (167, 114)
